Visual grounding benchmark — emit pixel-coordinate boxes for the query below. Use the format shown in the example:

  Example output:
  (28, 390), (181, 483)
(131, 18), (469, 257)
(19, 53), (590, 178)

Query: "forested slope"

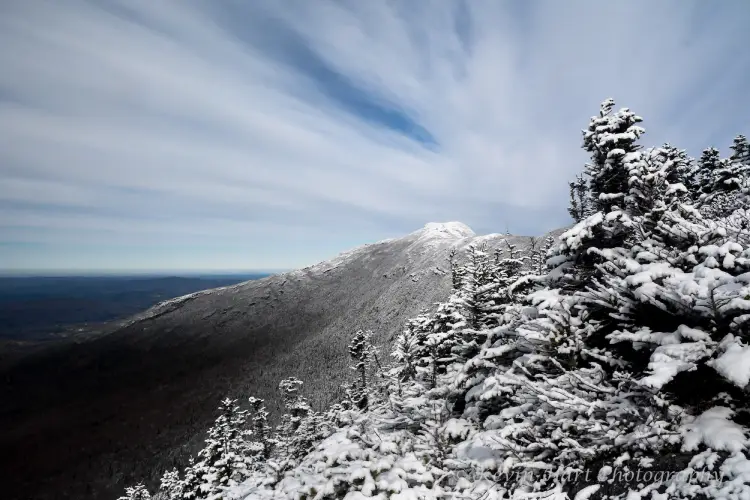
(3, 220), (558, 500)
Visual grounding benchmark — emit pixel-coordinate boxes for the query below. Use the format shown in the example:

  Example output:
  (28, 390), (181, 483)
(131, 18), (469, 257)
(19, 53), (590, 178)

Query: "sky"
(1, 0), (749, 273)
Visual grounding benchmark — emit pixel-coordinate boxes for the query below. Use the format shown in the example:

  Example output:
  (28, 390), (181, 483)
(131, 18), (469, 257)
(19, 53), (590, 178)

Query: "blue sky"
(1, 0), (749, 273)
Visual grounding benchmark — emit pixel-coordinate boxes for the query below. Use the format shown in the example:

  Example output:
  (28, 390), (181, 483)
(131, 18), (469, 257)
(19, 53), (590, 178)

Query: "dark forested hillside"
(0, 274), (269, 340)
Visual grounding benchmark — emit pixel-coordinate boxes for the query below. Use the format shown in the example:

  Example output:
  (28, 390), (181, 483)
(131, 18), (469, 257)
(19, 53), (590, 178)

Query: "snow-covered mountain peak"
(420, 221), (475, 239)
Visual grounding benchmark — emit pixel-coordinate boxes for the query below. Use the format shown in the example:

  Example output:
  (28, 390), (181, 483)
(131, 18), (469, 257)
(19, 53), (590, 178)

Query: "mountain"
(0, 222), (559, 500)
(112, 101), (750, 500)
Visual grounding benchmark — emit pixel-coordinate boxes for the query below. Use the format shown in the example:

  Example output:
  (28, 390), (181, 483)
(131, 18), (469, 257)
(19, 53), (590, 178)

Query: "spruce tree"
(275, 377), (323, 464)
(158, 468), (183, 500)
(247, 397), (273, 460)
(730, 134), (750, 166)
(583, 98), (644, 213)
(530, 236), (554, 275)
(117, 484), (151, 500)
(423, 294), (469, 379)
(392, 323), (420, 388)
(695, 147), (722, 194)
(567, 174), (590, 222)
(348, 329), (375, 409)
(447, 247), (463, 290)
(458, 243), (493, 329)
(180, 457), (201, 500)
(711, 157), (748, 193)
(189, 398), (253, 497)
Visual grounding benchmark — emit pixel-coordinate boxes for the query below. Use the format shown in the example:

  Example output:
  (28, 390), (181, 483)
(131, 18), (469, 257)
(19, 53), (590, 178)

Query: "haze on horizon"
(1, 0), (749, 273)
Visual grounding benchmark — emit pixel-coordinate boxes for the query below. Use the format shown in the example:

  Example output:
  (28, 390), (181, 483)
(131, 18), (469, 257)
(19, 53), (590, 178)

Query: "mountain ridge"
(1, 222), (560, 500)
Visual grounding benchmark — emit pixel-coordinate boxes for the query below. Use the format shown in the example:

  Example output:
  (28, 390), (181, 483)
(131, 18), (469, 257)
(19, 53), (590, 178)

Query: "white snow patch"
(421, 222), (475, 239)
(708, 336), (750, 388)
(574, 485), (600, 500)
(682, 406), (748, 453)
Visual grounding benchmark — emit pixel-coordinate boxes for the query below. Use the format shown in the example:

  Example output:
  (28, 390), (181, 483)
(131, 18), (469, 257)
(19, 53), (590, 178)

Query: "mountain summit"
(419, 221), (476, 238)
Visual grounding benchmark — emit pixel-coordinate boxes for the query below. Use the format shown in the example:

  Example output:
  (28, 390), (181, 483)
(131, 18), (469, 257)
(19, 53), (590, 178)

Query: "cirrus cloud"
(1, 0), (748, 272)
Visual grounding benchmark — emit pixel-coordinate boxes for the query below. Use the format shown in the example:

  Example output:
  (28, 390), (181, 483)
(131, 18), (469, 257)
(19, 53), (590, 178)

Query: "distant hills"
(0, 274), (271, 340)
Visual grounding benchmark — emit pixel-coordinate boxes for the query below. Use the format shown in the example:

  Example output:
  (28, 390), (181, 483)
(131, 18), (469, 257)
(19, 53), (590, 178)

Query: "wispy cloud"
(1, 0), (748, 271)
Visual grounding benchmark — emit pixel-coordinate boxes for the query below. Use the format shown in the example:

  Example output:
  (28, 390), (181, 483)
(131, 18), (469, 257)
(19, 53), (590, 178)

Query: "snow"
(597, 465), (613, 481)
(443, 418), (473, 440)
(420, 222), (476, 239)
(676, 324), (712, 342)
(574, 485), (600, 500)
(708, 336), (750, 388)
(682, 407), (748, 453)
(640, 343), (707, 390)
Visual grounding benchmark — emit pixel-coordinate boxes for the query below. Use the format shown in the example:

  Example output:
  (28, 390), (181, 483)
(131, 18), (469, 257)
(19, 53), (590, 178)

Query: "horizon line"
(0, 269), (289, 278)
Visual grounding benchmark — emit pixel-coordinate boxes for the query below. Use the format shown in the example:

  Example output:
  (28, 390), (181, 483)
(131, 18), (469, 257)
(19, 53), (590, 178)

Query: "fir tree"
(582, 98), (645, 213)
(711, 157), (748, 193)
(730, 134), (750, 166)
(348, 329), (376, 409)
(187, 398), (253, 498)
(568, 174), (590, 222)
(530, 235), (554, 275)
(117, 483), (151, 500)
(695, 147), (722, 194)
(274, 377), (324, 465)
(247, 397), (273, 460)
(392, 323), (420, 389)
(447, 247), (463, 290)
(458, 243), (492, 330)
(423, 294), (468, 378)
(180, 457), (201, 500)
(158, 468), (183, 500)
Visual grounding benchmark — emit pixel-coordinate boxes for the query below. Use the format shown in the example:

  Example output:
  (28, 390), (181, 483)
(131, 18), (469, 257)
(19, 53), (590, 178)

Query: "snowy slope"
(0, 222), (561, 500)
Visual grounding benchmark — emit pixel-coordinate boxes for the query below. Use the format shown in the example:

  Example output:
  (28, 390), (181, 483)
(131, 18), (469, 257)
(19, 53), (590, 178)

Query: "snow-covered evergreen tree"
(694, 140), (749, 218)
(179, 457), (201, 500)
(694, 146), (722, 194)
(247, 397), (272, 460)
(457, 243), (492, 330)
(157, 468), (183, 500)
(583, 98), (644, 213)
(530, 235), (555, 275)
(348, 329), (376, 409)
(391, 321), (421, 389)
(568, 173), (590, 222)
(730, 134), (750, 166)
(272, 377), (328, 475)
(117, 483), (151, 500)
(447, 247), (463, 290)
(450, 243), (499, 364)
(711, 157), (747, 193)
(182, 398), (253, 498)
